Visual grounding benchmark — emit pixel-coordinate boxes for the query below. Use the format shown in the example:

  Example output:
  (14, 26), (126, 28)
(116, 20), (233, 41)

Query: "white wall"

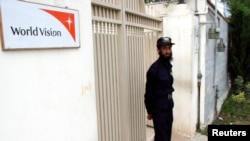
(163, 4), (197, 136)
(0, 0), (98, 141)
(203, 6), (230, 125)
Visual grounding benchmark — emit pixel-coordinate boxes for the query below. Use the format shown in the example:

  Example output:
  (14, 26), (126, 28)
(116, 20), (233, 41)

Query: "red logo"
(41, 9), (76, 41)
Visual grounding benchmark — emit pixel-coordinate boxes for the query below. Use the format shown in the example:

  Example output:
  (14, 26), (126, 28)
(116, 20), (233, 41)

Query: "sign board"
(0, 0), (80, 50)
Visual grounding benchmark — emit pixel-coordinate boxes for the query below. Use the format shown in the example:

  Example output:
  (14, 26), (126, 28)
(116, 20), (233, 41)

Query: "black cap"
(157, 37), (175, 48)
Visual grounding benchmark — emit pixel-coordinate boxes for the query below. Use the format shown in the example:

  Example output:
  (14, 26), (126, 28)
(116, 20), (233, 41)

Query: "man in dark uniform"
(144, 37), (175, 141)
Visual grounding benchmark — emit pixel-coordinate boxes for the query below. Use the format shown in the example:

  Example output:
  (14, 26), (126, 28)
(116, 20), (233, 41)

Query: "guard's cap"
(157, 37), (175, 48)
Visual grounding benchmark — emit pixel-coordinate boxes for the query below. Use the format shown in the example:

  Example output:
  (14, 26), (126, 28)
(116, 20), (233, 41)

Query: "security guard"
(144, 37), (175, 141)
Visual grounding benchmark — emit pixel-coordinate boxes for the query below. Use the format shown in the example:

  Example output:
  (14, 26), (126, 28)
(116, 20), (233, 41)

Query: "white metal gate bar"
(144, 31), (159, 127)
(127, 26), (145, 141)
(126, 11), (162, 31)
(93, 21), (121, 141)
(94, 0), (117, 5)
(125, 0), (139, 11)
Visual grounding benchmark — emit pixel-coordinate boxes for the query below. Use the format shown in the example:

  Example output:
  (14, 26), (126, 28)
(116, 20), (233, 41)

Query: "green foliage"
(212, 78), (250, 125)
(244, 82), (250, 95)
(198, 79), (250, 136)
(213, 89), (250, 125)
(231, 91), (246, 104)
(233, 75), (244, 93)
(222, 0), (250, 16)
(222, 0), (250, 82)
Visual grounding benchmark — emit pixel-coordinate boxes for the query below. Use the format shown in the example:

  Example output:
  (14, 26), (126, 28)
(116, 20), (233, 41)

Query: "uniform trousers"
(152, 96), (173, 141)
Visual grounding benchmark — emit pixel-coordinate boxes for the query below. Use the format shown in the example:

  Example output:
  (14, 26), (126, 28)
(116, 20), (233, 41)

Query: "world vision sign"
(0, 0), (80, 50)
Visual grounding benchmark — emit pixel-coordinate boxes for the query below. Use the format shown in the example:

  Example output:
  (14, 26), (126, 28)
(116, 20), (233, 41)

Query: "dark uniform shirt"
(144, 56), (174, 115)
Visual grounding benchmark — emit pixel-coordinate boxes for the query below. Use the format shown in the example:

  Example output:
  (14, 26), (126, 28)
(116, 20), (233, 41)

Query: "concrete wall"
(0, 0), (98, 141)
(204, 6), (230, 126)
(162, 4), (198, 136)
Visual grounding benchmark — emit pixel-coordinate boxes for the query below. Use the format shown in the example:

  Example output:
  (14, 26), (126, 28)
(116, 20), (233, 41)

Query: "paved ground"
(146, 127), (208, 141)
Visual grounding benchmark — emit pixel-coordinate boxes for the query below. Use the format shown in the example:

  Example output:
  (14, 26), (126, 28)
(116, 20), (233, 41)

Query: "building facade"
(0, 0), (229, 141)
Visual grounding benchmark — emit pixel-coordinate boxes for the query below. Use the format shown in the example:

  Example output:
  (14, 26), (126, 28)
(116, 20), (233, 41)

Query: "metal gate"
(92, 0), (162, 140)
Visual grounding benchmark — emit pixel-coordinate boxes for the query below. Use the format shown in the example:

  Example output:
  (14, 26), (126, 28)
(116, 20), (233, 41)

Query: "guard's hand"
(147, 114), (153, 120)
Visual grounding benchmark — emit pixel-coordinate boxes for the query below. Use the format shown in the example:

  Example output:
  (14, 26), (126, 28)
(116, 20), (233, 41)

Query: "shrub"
(234, 75), (244, 94)
(244, 82), (250, 95)
(231, 91), (246, 104)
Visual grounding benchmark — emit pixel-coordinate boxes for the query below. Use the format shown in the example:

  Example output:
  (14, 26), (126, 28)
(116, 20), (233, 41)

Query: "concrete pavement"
(146, 126), (208, 141)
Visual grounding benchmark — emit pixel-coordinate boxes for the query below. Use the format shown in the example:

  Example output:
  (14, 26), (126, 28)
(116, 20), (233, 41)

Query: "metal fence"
(92, 0), (161, 140)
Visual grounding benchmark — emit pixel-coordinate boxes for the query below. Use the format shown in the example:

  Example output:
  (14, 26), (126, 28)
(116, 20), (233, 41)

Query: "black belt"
(159, 93), (172, 99)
